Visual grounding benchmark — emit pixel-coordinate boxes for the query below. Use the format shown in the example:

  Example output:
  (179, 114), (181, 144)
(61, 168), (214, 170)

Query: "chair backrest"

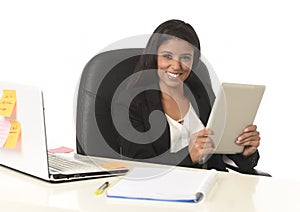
(76, 48), (215, 159)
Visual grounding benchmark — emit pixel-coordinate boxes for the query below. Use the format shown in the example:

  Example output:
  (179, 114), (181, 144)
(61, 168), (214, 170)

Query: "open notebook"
(0, 81), (128, 182)
(107, 167), (217, 203)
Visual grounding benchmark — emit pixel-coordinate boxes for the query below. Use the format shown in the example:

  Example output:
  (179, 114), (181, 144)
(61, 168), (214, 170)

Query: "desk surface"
(1, 159), (300, 212)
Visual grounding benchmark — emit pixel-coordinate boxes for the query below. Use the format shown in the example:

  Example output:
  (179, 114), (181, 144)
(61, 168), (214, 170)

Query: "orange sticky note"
(0, 90), (17, 117)
(3, 120), (21, 148)
(0, 120), (11, 147)
(100, 161), (128, 170)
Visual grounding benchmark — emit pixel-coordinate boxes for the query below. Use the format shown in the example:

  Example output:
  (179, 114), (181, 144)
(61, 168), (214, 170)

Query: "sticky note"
(0, 120), (11, 147)
(100, 161), (128, 170)
(3, 120), (21, 148)
(0, 90), (17, 117)
(48, 146), (74, 154)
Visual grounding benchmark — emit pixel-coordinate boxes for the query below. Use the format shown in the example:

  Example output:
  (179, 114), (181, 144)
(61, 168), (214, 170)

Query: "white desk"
(1, 161), (300, 212)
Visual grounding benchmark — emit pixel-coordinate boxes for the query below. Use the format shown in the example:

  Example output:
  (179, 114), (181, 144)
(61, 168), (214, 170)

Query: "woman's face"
(157, 38), (194, 89)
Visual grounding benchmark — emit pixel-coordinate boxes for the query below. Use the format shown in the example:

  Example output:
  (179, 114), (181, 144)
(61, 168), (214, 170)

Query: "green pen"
(94, 181), (110, 195)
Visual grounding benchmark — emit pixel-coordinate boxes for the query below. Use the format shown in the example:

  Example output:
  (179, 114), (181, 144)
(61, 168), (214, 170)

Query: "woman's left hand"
(236, 125), (260, 157)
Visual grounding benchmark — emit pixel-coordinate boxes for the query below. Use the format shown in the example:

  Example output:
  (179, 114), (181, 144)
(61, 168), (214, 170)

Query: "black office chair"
(76, 48), (271, 177)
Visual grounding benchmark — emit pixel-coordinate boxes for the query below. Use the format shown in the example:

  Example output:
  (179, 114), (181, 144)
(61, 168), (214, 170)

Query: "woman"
(114, 19), (260, 171)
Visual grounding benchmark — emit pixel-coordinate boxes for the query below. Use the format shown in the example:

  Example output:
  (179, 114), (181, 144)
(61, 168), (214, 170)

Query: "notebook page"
(107, 167), (217, 202)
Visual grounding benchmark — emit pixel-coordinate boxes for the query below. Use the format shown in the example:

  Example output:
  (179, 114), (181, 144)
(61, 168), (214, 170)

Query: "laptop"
(206, 82), (265, 154)
(0, 81), (128, 182)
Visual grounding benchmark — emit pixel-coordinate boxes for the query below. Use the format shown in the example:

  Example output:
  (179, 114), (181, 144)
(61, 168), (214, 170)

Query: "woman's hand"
(236, 125), (260, 156)
(189, 128), (215, 163)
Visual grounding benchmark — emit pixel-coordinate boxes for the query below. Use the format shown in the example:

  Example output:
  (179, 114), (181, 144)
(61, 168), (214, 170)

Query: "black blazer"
(114, 75), (259, 172)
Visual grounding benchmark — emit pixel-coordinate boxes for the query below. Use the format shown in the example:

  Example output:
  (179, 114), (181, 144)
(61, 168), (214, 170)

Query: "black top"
(113, 72), (259, 172)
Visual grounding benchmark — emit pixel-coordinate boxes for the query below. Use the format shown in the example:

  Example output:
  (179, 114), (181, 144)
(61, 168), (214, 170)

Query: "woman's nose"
(170, 58), (181, 70)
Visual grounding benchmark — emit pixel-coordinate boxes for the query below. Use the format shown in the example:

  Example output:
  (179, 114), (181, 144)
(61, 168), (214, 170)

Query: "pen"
(94, 181), (110, 195)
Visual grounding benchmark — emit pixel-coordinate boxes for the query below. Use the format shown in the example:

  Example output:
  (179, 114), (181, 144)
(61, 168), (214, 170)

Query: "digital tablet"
(206, 83), (265, 154)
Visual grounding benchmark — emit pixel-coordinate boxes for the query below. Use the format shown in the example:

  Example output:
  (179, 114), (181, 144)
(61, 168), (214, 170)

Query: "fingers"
(189, 126), (261, 162)
(192, 128), (215, 149)
(236, 125), (260, 146)
(196, 128), (213, 138)
(194, 136), (215, 149)
(189, 129), (215, 163)
(236, 132), (260, 146)
(243, 124), (257, 132)
(237, 125), (261, 156)
(238, 139), (260, 148)
(237, 125), (258, 139)
(236, 132), (260, 153)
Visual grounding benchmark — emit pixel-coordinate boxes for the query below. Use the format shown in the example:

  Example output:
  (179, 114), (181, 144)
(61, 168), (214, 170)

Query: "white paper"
(107, 167), (217, 202)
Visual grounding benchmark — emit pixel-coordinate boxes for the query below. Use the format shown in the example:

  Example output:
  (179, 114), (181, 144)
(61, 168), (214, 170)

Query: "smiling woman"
(112, 19), (261, 173)
(157, 39), (195, 128)
(157, 38), (194, 88)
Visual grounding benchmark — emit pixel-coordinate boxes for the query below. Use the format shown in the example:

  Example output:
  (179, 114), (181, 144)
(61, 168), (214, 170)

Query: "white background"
(1, 0), (299, 181)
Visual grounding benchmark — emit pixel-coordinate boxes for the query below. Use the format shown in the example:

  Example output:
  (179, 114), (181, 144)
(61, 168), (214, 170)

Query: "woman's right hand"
(189, 128), (215, 163)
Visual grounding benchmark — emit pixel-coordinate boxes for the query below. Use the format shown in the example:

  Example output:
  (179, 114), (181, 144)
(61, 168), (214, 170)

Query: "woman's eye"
(162, 53), (172, 59)
(181, 55), (191, 61)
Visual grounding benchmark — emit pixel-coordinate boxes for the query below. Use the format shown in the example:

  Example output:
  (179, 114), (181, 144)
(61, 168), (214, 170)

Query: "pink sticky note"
(48, 146), (74, 154)
(0, 120), (11, 147)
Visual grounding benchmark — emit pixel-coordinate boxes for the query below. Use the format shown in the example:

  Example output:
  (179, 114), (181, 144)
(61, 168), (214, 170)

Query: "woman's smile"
(165, 71), (183, 79)
(157, 38), (194, 89)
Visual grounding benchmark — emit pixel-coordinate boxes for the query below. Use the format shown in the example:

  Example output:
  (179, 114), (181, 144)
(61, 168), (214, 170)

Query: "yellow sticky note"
(0, 90), (17, 117)
(3, 120), (21, 148)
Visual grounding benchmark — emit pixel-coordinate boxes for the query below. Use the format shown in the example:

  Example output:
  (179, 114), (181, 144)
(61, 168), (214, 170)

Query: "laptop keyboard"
(48, 154), (101, 173)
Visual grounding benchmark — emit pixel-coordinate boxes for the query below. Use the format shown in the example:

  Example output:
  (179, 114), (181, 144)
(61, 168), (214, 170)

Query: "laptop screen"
(0, 81), (50, 180)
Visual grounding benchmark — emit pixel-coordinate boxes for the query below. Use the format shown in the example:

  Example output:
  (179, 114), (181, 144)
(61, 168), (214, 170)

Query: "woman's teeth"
(166, 72), (180, 78)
